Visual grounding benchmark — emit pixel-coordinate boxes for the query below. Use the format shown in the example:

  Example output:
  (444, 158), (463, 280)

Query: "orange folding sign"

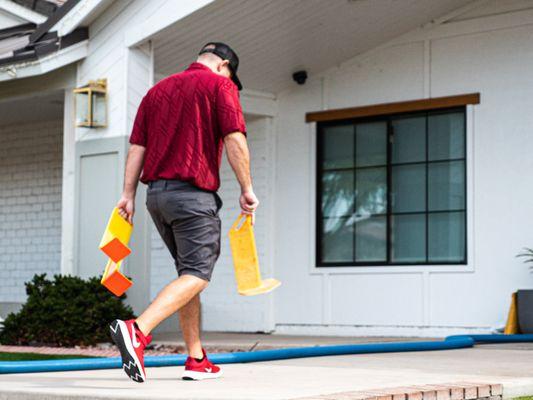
(228, 214), (281, 296)
(99, 207), (133, 296)
(101, 259), (132, 297)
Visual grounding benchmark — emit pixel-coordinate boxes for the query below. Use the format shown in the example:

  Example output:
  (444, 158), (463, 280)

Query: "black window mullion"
(391, 157), (465, 168)
(386, 118), (392, 264)
(392, 208), (465, 216)
(463, 110), (468, 263)
(425, 112), (429, 263)
(353, 123), (357, 263)
(316, 126), (323, 265)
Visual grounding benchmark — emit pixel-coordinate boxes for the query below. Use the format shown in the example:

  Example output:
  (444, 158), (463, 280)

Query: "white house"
(1, 0), (532, 337)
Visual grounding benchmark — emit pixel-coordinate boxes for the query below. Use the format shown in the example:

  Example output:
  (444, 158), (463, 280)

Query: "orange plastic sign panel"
(99, 207), (132, 263)
(228, 214), (281, 296)
(101, 259), (132, 297)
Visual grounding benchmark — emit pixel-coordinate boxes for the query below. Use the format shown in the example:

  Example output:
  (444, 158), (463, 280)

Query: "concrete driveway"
(0, 343), (532, 400)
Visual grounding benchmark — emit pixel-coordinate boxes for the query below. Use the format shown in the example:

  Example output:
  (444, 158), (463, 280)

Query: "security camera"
(292, 70), (308, 85)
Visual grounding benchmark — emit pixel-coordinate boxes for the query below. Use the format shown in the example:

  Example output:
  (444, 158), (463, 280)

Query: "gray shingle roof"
(0, 0), (87, 68)
(11, 0), (62, 17)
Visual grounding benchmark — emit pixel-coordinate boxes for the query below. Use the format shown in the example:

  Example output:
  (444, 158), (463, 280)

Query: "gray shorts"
(146, 179), (223, 282)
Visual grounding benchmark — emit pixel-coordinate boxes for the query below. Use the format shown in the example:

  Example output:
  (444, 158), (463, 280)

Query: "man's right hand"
(240, 190), (259, 225)
(117, 194), (135, 224)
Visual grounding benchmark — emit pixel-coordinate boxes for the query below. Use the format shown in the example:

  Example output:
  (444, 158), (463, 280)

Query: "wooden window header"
(305, 93), (480, 123)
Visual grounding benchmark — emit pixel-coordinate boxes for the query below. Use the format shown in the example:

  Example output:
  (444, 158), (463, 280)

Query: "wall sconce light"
(73, 79), (107, 128)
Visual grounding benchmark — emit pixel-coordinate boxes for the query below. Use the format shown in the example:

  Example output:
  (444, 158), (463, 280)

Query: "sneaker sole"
(182, 370), (223, 381)
(109, 319), (146, 383)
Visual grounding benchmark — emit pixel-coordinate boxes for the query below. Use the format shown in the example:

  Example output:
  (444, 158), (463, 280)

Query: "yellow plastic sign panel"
(99, 207), (133, 296)
(228, 214), (281, 296)
(99, 207), (133, 263)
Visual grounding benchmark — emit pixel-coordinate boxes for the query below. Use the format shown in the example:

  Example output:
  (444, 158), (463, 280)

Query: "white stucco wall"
(273, 5), (533, 336)
(0, 120), (63, 303)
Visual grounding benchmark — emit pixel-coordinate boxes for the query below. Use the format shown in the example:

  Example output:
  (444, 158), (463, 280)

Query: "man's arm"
(224, 132), (259, 224)
(117, 144), (146, 224)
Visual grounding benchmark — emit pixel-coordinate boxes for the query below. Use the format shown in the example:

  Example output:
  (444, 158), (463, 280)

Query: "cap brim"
(231, 74), (243, 91)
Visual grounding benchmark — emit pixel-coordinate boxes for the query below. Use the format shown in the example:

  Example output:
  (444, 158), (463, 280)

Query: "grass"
(0, 352), (99, 361)
(513, 397), (533, 400)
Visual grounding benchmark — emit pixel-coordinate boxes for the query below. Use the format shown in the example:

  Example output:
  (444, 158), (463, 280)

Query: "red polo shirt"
(129, 62), (246, 192)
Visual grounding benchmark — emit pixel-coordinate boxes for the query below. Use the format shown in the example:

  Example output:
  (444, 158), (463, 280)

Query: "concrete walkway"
(0, 333), (430, 358)
(1, 340), (533, 400)
(151, 331), (434, 351)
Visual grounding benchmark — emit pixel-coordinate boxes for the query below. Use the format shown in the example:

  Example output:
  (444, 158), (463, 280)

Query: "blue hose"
(2, 334), (533, 374)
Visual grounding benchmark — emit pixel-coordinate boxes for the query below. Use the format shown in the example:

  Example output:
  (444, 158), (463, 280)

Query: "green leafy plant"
(517, 247), (533, 270)
(0, 274), (135, 347)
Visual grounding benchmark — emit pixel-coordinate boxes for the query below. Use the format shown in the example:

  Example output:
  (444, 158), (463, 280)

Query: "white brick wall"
(201, 117), (273, 332)
(0, 120), (63, 303)
(148, 117), (274, 332)
(149, 222), (174, 299)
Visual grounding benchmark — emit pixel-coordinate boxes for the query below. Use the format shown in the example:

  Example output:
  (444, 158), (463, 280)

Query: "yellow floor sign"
(99, 209), (280, 297)
(99, 207), (133, 296)
(228, 214), (281, 296)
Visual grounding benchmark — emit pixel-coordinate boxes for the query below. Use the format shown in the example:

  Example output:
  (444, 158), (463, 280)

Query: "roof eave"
(0, 0), (47, 24)
(0, 39), (87, 82)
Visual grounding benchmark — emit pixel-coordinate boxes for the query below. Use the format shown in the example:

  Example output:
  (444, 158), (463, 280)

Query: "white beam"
(0, 0), (46, 24)
(241, 89), (278, 117)
(423, 0), (491, 26)
(124, 0), (213, 48)
(51, 0), (110, 37)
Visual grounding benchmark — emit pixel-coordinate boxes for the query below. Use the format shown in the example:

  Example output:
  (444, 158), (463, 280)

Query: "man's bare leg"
(135, 275), (207, 337)
(178, 294), (203, 359)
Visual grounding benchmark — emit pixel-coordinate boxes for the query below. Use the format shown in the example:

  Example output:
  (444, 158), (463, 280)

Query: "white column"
(61, 88), (76, 275)
(123, 41), (153, 314)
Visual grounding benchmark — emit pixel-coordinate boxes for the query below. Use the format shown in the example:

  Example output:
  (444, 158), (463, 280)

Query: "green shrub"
(0, 274), (135, 347)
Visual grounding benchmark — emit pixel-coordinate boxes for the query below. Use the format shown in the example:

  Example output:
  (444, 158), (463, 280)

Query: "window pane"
(355, 167), (386, 216)
(356, 122), (387, 167)
(428, 112), (465, 161)
(322, 171), (354, 217)
(428, 161), (465, 211)
(391, 164), (426, 213)
(391, 116), (426, 164)
(428, 211), (465, 262)
(355, 215), (386, 262)
(322, 125), (354, 169)
(322, 217), (354, 263)
(75, 92), (89, 125)
(391, 213), (426, 262)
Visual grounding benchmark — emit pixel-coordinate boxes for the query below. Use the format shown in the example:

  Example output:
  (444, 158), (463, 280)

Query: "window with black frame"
(317, 108), (466, 266)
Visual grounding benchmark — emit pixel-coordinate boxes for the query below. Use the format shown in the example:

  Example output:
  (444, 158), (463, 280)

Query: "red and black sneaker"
(182, 349), (222, 380)
(109, 319), (152, 383)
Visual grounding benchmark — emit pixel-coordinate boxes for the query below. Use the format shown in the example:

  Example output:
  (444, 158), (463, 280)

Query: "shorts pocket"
(196, 193), (219, 217)
(214, 192), (223, 213)
(163, 191), (218, 218)
(146, 189), (157, 210)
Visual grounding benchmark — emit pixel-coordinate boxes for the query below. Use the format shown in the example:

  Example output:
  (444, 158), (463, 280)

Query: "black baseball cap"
(199, 42), (242, 90)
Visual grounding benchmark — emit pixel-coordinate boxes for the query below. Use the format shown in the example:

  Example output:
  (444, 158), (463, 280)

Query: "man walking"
(109, 42), (258, 383)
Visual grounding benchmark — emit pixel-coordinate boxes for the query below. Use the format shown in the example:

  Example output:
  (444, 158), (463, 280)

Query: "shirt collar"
(187, 62), (212, 72)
